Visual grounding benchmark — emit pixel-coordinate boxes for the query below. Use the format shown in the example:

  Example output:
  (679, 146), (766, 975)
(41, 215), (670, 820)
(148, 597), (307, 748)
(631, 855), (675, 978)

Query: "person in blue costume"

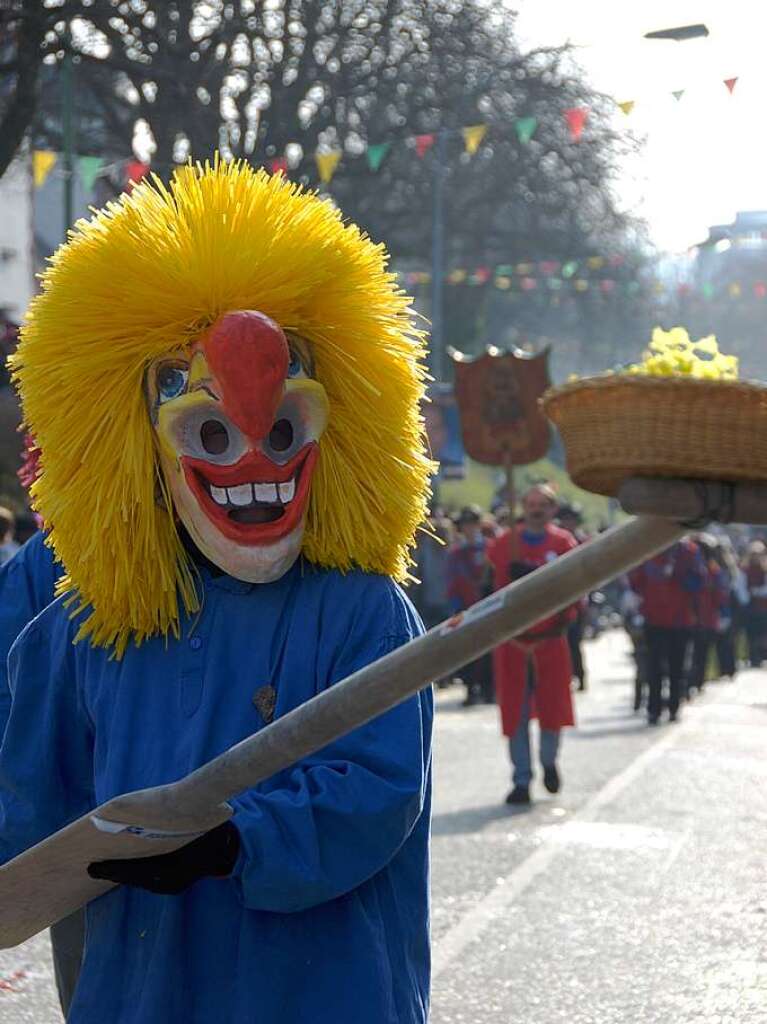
(1, 161), (434, 1023)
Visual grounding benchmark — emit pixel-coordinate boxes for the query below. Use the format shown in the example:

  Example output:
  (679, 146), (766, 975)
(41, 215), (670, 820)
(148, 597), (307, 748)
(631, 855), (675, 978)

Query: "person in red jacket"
(447, 505), (494, 705)
(689, 534), (728, 695)
(629, 539), (704, 725)
(743, 540), (767, 667)
(487, 484), (577, 804)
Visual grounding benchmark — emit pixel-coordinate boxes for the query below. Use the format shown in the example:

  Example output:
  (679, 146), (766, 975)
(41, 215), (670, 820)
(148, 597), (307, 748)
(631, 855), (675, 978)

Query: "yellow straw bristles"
(12, 159), (433, 654)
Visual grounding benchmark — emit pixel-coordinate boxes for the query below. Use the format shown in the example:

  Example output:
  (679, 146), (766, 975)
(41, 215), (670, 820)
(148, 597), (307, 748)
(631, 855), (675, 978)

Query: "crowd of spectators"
(411, 493), (767, 726)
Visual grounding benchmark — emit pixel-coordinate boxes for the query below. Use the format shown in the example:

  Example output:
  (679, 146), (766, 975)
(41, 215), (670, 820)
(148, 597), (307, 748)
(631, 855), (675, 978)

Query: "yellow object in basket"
(627, 326), (738, 381)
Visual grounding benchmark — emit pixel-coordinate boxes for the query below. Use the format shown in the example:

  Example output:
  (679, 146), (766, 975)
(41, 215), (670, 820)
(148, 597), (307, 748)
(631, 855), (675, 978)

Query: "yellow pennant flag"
(462, 124), (487, 156)
(618, 100), (635, 116)
(315, 150), (342, 184)
(33, 150), (57, 188)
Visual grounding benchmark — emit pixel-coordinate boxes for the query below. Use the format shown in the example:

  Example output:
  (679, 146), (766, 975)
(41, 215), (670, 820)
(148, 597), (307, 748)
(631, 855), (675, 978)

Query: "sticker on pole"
(439, 591), (506, 635)
(90, 816), (205, 841)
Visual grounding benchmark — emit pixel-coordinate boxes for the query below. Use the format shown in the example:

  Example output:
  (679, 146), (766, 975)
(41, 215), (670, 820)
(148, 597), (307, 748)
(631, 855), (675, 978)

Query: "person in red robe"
(487, 484), (577, 805)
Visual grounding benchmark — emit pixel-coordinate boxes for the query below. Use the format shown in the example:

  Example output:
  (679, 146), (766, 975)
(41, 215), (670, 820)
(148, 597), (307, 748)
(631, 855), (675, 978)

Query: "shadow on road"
(432, 802), (531, 835)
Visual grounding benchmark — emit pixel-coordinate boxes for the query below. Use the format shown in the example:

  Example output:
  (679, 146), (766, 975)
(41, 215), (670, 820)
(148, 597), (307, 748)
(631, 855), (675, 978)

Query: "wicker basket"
(542, 375), (767, 497)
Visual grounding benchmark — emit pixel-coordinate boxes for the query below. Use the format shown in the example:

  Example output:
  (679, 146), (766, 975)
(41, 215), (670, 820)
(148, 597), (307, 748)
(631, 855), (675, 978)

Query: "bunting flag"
(724, 77), (738, 94)
(514, 116), (538, 144)
(315, 150), (342, 184)
(462, 124), (487, 155)
(394, 263), (767, 305)
(564, 107), (588, 141)
(618, 100), (635, 116)
(366, 141), (391, 172)
(125, 160), (150, 186)
(672, 90), (685, 102)
(269, 157), (288, 176)
(415, 134), (435, 158)
(78, 155), (104, 193)
(32, 150), (57, 188)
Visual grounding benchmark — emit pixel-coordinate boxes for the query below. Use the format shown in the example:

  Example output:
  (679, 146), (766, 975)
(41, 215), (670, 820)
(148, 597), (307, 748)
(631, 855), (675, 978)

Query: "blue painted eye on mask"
(287, 349), (307, 380)
(157, 364), (190, 403)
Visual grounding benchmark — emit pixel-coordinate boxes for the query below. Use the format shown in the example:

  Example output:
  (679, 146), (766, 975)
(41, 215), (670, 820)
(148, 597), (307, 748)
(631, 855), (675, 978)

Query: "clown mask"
(147, 310), (329, 583)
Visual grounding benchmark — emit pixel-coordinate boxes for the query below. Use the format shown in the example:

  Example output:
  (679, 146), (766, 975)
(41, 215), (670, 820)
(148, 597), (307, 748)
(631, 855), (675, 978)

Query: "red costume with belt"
(487, 524), (577, 737)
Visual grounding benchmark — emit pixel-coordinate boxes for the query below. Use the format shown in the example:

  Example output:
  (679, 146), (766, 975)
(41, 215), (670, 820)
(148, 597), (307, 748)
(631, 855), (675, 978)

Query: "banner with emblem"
(450, 347), (552, 467)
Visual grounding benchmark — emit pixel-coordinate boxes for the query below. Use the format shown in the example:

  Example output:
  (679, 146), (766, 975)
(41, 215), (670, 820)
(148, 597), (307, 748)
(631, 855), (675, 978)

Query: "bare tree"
(6, 2), (640, 259)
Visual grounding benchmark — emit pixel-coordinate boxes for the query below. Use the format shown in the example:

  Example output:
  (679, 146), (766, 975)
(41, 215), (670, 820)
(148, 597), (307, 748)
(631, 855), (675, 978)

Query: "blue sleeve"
(0, 614), (95, 866)
(229, 580), (432, 913)
(0, 533), (61, 739)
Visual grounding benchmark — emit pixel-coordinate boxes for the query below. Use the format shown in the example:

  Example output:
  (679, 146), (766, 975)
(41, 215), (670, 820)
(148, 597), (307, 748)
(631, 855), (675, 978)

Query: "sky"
(512, 1), (767, 253)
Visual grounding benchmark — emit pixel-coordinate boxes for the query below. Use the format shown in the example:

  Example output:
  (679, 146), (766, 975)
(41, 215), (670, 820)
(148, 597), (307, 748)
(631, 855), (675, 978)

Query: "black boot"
(505, 785), (530, 805)
(543, 765), (561, 794)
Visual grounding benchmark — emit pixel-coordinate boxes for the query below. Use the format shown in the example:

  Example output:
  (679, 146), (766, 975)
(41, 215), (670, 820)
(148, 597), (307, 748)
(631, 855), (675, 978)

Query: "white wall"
(0, 155), (34, 323)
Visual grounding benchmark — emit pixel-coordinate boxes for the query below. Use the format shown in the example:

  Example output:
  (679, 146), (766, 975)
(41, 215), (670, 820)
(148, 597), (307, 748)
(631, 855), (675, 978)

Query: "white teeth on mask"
(278, 479), (295, 503)
(227, 483), (254, 506)
(254, 483), (279, 503)
(207, 478), (296, 507)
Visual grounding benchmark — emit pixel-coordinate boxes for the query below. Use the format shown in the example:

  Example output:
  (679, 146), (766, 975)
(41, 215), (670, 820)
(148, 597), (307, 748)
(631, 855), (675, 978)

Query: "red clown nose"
(202, 311), (289, 440)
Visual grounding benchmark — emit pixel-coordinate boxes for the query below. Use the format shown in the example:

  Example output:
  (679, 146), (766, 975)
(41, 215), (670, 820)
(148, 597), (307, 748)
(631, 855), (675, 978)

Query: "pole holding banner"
(429, 130), (448, 381)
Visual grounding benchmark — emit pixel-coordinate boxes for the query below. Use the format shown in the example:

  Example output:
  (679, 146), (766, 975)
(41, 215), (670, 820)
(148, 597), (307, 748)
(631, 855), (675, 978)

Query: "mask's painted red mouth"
(182, 445), (318, 545)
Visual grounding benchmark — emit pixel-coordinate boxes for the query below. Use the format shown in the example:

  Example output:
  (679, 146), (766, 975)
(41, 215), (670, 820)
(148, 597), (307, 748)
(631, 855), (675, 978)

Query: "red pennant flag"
(415, 134), (435, 159)
(724, 77), (738, 94)
(564, 107), (588, 141)
(754, 282), (767, 299)
(270, 157), (288, 176)
(125, 161), (149, 187)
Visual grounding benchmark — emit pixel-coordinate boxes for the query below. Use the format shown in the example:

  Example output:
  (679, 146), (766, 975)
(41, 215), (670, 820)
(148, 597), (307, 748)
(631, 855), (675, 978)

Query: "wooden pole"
(108, 515), (685, 823)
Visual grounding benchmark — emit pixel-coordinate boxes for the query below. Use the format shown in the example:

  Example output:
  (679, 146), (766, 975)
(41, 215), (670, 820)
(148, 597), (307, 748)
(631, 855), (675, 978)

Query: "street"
(2, 630), (766, 1022)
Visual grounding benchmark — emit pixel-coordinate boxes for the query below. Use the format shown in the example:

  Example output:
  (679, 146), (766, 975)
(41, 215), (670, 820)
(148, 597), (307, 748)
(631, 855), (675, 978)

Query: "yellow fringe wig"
(12, 159), (433, 655)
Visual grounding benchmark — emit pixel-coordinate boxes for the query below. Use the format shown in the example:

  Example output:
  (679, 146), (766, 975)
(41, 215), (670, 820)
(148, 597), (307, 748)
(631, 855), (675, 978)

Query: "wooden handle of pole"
(0, 514), (686, 950)
(107, 514), (684, 827)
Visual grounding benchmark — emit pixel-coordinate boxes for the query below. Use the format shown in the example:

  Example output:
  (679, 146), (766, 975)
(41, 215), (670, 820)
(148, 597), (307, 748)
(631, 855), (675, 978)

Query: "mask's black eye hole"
(269, 419), (294, 452)
(200, 419), (229, 455)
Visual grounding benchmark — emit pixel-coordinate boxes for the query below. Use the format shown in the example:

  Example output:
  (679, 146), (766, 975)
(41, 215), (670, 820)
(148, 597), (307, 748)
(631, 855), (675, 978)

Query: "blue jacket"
(0, 560), (432, 1023)
(0, 531), (61, 740)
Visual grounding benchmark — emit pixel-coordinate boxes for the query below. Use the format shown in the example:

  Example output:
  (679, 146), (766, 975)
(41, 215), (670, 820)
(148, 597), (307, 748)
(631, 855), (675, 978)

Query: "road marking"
(432, 724), (683, 978)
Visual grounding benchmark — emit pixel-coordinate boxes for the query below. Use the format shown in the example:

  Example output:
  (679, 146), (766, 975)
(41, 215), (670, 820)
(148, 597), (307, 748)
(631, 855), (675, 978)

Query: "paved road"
(1, 631), (765, 1022)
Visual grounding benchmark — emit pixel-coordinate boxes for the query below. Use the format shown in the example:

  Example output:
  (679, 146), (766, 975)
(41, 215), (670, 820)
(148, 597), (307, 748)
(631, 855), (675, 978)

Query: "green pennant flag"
(561, 260), (578, 278)
(515, 117), (538, 144)
(367, 142), (391, 172)
(78, 155), (104, 193)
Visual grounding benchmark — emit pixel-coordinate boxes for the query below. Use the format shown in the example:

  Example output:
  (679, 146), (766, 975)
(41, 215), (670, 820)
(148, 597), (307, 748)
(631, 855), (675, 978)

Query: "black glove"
(88, 821), (240, 895)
